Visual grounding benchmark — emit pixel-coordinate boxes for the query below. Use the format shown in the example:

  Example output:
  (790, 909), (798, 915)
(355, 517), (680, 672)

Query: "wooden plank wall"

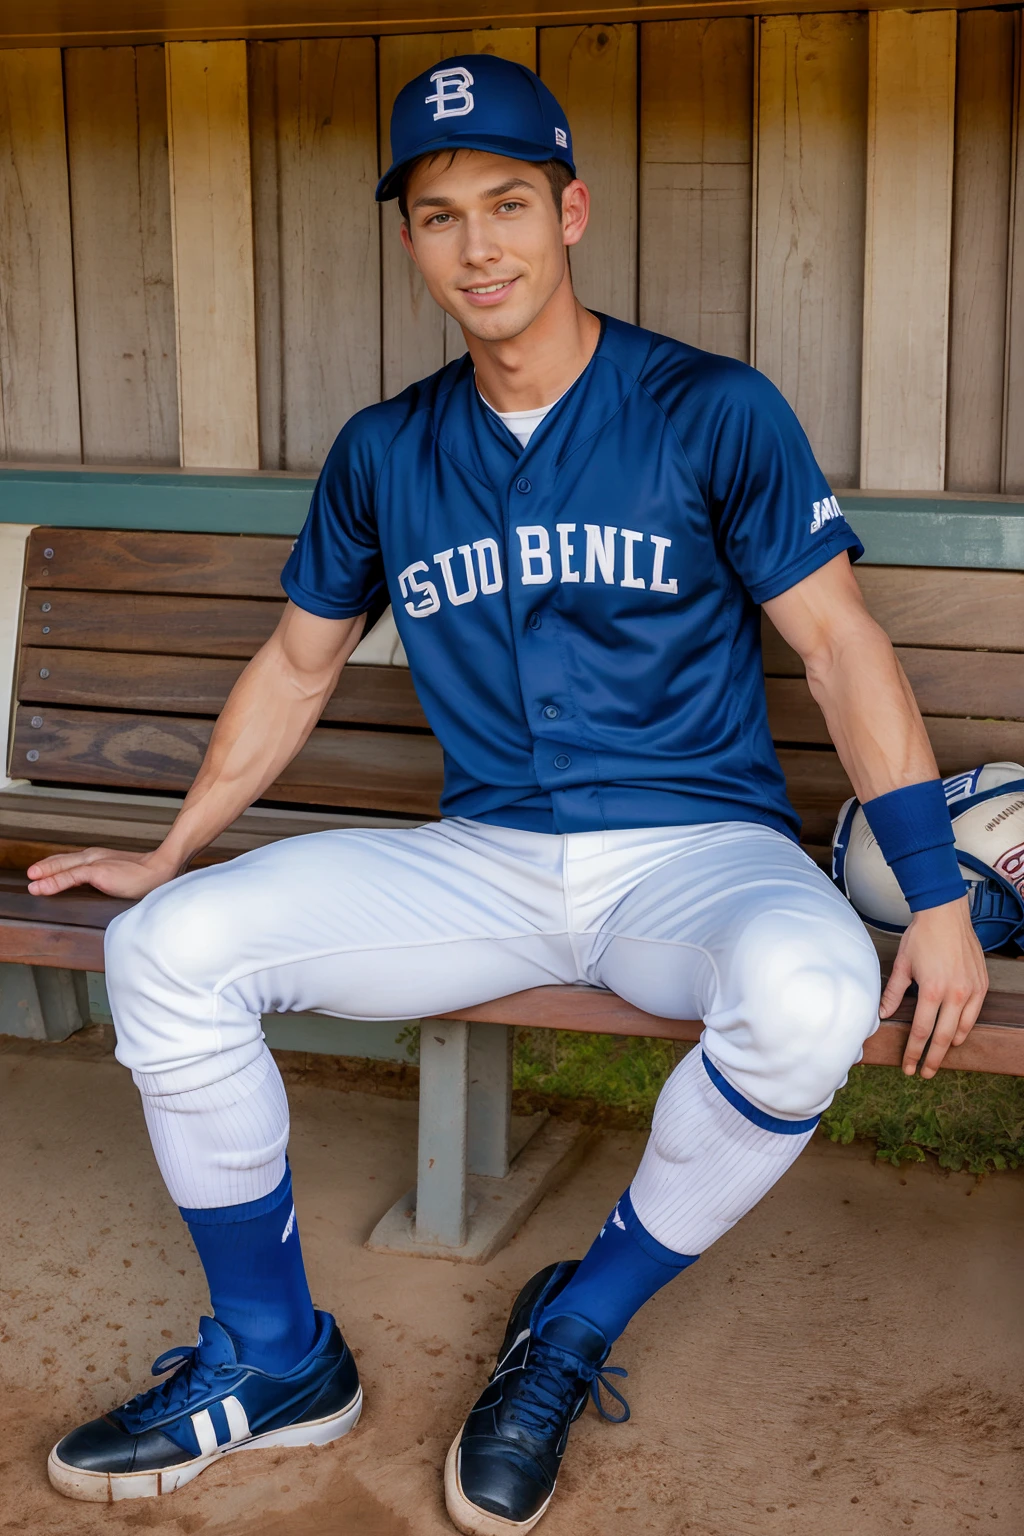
(65, 46), (179, 465)
(4, 13), (1024, 493)
(0, 50), (80, 463)
(249, 38), (380, 470)
(754, 14), (867, 488)
(640, 19), (753, 362)
(166, 40), (260, 469)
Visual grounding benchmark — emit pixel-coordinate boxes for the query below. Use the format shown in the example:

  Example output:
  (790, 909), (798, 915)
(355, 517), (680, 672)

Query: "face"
(399, 150), (589, 343)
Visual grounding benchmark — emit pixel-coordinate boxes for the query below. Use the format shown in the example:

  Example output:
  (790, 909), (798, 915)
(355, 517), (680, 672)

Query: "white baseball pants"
(105, 818), (880, 1255)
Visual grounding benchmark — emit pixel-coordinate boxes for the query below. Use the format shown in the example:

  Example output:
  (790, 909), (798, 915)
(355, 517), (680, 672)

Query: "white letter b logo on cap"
(426, 67), (475, 120)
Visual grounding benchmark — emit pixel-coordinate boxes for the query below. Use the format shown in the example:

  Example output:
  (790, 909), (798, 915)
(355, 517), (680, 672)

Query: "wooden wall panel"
(860, 10), (956, 490)
(250, 38), (380, 471)
(0, 50), (80, 463)
(65, 46), (178, 466)
(945, 10), (1014, 493)
(540, 23), (636, 323)
(379, 29), (535, 399)
(639, 19), (752, 361)
(754, 15), (867, 487)
(166, 40), (259, 468)
(1001, 18), (1024, 493)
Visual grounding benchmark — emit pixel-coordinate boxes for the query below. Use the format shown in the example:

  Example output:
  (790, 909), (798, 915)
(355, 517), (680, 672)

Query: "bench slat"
(0, 874), (133, 929)
(26, 528), (291, 598)
(763, 639), (1024, 719)
(430, 986), (1024, 1073)
(17, 648), (429, 728)
(0, 918), (105, 969)
(763, 571), (1024, 665)
(21, 590), (285, 658)
(853, 567), (1024, 649)
(768, 680), (1024, 758)
(10, 706), (444, 814)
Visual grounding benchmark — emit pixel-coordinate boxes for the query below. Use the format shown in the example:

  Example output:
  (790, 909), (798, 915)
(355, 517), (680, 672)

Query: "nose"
(459, 212), (504, 271)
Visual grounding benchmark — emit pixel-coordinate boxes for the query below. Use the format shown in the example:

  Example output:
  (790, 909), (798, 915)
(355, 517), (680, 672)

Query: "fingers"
(879, 953), (912, 1020)
(904, 982), (987, 1077)
(901, 988), (939, 1076)
(26, 847), (114, 881)
(950, 986), (987, 1049)
(919, 995), (969, 1078)
(27, 864), (110, 897)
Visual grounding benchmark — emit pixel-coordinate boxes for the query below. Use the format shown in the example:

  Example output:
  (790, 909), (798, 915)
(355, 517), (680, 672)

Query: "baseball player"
(33, 56), (987, 1533)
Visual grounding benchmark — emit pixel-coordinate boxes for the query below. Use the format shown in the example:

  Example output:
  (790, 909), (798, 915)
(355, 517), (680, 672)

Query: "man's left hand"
(879, 897), (989, 1077)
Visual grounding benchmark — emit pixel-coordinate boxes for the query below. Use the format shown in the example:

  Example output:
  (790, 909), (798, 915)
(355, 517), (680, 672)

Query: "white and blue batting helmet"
(833, 763), (1024, 953)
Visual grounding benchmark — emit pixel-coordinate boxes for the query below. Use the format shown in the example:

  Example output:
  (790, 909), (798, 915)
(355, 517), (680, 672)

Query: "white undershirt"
(489, 400), (556, 448)
(478, 371), (584, 448)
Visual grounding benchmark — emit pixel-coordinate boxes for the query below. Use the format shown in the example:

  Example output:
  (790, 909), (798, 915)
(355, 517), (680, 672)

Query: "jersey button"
(528, 612), (542, 630)
(542, 705), (560, 720)
(553, 753), (572, 770)
(515, 476), (532, 494)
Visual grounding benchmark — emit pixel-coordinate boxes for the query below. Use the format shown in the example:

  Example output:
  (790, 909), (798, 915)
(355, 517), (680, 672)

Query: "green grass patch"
(511, 1029), (1024, 1176)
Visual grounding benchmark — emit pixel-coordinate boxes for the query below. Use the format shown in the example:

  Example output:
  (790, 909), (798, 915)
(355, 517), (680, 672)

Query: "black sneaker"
(48, 1311), (361, 1503)
(445, 1262), (629, 1535)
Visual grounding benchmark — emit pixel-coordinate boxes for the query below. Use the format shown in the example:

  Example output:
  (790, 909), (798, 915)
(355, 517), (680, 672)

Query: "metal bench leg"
(414, 1019), (470, 1248)
(414, 1021), (513, 1245)
(467, 1022), (513, 1178)
(0, 964), (88, 1041)
(367, 1016), (590, 1264)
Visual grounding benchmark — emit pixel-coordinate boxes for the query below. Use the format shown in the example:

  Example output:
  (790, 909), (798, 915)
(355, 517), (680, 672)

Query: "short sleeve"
(706, 367), (864, 604)
(281, 413), (388, 620)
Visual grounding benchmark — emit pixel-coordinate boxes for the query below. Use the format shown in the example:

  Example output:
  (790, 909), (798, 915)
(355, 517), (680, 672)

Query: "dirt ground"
(1, 1032), (1022, 1536)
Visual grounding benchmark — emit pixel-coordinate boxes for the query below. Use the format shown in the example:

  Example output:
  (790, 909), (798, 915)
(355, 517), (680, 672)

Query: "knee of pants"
(711, 913), (881, 1119)
(104, 875), (248, 1076)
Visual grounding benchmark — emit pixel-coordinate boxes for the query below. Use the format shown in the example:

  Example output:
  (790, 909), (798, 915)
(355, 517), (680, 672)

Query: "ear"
(399, 221), (420, 268)
(561, 179), (590, 249)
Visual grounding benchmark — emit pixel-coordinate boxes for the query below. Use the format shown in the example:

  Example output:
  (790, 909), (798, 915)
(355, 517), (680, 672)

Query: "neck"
(466, 278), (601, 414)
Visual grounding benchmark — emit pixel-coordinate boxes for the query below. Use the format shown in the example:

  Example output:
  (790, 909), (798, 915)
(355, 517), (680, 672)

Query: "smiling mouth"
(461, 278), (518, 296)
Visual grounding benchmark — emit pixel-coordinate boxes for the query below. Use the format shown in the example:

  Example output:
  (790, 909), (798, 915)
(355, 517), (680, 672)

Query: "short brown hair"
(397, 154), (574, 223)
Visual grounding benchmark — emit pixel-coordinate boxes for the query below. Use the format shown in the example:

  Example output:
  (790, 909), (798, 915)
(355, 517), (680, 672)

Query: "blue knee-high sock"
(180, 1165), (316, 1375)
(538, 1188), (698, 1345)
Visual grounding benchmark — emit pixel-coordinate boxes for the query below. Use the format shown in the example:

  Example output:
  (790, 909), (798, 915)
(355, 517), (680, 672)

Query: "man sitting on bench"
(33, 56), (987, 1534)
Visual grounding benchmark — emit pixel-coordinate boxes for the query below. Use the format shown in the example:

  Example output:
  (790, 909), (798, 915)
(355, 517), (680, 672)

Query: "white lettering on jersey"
(650, 534), (678, 594)
(434, 545), (478, 606)
(400, 527), (679, 616)
(584, 523), (617, 584)
(809, 494), (844, 534)
(398, 560), (441, 618)
(620, 528), (646, 589)
(518, 525), (553, 584)
(555, 522), (580, 582)
(426, 67), (474, 120)
(473, 537), (503, 594)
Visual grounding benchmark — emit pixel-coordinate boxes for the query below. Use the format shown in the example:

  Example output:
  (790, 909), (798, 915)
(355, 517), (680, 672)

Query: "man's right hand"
(26, 847), (180, 900)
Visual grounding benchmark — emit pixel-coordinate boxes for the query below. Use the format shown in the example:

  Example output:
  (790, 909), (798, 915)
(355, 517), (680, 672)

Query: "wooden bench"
(1, 525), (1021, 1257)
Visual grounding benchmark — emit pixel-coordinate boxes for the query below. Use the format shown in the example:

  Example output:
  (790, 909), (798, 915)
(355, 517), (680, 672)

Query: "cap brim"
(375, 135), (575, 201)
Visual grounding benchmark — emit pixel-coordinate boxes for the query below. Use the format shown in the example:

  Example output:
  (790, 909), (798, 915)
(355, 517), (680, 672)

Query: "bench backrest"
(10, 527), (1023, 848)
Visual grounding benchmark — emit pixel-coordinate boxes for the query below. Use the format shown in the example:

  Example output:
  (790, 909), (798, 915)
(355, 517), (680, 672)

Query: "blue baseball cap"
(376, 54), (575, 202)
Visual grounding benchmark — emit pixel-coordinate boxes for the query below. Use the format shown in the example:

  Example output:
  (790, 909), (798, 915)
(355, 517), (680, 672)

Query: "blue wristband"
(861, 780), (967, 913)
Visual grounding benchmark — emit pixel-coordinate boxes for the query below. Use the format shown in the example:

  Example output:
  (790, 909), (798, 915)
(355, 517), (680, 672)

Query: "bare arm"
(26, 602), (367, 899)
(764, 553), (988, 1077)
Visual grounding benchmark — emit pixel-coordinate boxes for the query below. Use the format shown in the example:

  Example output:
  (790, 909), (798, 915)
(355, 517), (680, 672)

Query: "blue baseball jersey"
(282, 315), (863, 840)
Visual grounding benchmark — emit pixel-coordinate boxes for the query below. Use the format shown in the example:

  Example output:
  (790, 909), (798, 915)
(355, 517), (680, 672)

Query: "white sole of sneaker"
(443, 1432), (554, 1536)
(46, 1386), (363, 1504)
